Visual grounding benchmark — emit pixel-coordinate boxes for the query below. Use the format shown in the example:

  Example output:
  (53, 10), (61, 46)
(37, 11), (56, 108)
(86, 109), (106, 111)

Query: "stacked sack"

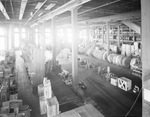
(38, 77), (59, 117)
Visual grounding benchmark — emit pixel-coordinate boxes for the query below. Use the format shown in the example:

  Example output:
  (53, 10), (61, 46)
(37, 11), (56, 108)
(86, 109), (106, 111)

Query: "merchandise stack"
(38, 77), (59, 117)
(0, 50), (31, 117)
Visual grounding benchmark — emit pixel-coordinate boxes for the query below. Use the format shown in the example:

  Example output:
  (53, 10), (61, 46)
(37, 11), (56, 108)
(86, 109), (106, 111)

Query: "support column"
(71, 7), (79, 87)
(19, 25), (22, 48)
(86, 21), (90, 49)
(102, 25), (104, 43)
(10, 24), (14, 49)
(106, 22), (110, 55)
(117, 24), (120, 47)
(41, 23), (46, 50)
(141, 0), (150, 116)
(51, 17), (57, 68)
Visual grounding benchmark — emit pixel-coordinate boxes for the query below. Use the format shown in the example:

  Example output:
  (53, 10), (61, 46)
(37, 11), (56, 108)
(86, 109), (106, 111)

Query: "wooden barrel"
(130, 58), (137, 67)
(102, 52), (108, 61)
(121, 57), (132, 67)
(116, 55), (125, 66)
(126, 44), (132, 57)
(112, 54), (118, 64)
(19, 105), (30, 117)
(107, 54), (116, 63)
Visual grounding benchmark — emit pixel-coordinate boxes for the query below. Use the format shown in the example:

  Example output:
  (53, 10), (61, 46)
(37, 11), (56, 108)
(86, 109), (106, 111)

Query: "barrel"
(115, 55), (125, 66)
(19, 105), (30, 117)
(126, 44), (132, 57)
(112, 54), (118, 64)
(102, 52), (108, 61)
(99, 51), (104, 60)
(108, 54), (116, 63)
(130, 58), (137, 67)
(121, 57), (132, 67)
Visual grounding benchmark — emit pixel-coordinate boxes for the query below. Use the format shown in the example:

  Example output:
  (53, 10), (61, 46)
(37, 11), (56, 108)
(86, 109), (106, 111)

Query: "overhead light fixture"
(35, 2), (42, 9)
(45, 3), (56, 10)
(19, 0), (28, 20)
(0, 1), (10, 20)
(38, 12), (43, 17)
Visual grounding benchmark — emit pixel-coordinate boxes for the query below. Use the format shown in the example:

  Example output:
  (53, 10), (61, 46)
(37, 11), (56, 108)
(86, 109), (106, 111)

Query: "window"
(35, 28), (39, 45)
(14, 28), (20, 48)
(21, 28), (26, 39)
(66, 28), (72, 44)
(0, 27), (5, 50)
(45, 28), (52, 45)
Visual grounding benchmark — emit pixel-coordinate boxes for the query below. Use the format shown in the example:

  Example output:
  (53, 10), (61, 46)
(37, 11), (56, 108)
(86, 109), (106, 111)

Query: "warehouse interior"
(0, 0), (150, 117)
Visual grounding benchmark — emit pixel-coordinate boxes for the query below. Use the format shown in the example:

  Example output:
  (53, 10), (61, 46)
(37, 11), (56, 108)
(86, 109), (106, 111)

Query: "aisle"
(57, 55), (142, 117)
(15, 51), (45, 117)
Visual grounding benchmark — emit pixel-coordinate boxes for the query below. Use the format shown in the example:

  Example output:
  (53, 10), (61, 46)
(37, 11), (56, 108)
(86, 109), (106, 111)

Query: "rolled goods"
(102, 52), (107, 61)
(112, 54), (118, 64)
(115, 55), (125, 66)
(107, 54), (116, 63)
(121, 57), (132, 68)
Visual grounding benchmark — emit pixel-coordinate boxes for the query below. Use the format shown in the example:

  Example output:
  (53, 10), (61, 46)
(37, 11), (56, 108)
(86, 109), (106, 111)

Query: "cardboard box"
(46, 96), (59, 117)
(38, 84), (44, 97)
(111, 77), (118, 86)
(39, 96), (47, 115)
(118, 77), (132, 91)
(44, 85), (52, 99)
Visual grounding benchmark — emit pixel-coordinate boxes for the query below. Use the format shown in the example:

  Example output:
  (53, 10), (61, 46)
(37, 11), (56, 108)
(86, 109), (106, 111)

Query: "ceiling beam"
(10, 0), (14, 17)
(123, 21), (140, 34)
(31, 0), (91, 24)
(19, 0), (28, 20)
(86, 10), (141, 23)
(0, 1), (10, 20)
(24, 0), (47, 25)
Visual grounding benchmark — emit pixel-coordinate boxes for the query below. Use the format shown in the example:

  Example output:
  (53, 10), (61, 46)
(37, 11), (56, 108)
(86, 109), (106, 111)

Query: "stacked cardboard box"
(38, 77), (59, 116)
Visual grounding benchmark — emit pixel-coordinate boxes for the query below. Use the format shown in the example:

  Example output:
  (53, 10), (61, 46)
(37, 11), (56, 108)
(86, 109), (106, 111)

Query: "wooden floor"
(58, 55), (142, 117)
(15, 51), (142, 117)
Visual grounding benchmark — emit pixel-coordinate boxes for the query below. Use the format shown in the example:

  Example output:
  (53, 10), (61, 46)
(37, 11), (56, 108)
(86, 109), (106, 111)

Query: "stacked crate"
(38, 77), (59, 116)
(118, 77), (132, 91)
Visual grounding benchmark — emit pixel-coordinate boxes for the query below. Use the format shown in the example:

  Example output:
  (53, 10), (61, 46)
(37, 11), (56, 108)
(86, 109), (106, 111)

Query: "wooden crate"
(10, 93), (18, 100)
(110, 77), (118, 86)
(44, 85), (52, 99)
(38, 84), (44, 97)
(39, 96), (47, 115)
(2, 100), (23, 108)
(47, 96), (59, 117)
(118, 77), (132, 91)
